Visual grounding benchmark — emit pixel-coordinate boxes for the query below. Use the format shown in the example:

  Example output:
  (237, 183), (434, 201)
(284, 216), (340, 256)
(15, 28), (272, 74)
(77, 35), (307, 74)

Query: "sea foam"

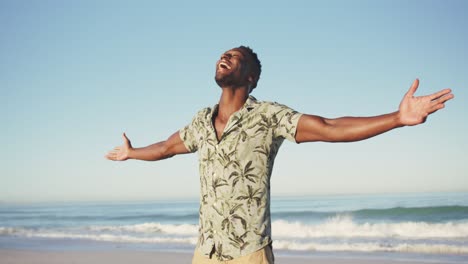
(2, 216), (468, 255)
(87, 222), (198, 235)
(272, 215), (468, 239)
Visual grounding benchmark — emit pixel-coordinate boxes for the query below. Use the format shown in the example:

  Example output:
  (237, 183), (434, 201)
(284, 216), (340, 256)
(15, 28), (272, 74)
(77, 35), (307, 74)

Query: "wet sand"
(0, 249), (448, 264)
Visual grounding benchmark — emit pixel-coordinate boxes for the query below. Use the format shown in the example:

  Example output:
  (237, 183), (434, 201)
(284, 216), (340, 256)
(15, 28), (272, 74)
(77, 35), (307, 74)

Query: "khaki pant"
(192, 245), (274, 264)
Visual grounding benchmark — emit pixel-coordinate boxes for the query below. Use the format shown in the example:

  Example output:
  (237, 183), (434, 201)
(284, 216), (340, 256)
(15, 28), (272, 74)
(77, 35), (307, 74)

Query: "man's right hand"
(105, 133), (132, 161)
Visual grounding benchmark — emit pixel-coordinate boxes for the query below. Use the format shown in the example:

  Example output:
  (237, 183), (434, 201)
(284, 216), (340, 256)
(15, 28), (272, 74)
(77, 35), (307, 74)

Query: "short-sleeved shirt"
(179, 96), (302, 261)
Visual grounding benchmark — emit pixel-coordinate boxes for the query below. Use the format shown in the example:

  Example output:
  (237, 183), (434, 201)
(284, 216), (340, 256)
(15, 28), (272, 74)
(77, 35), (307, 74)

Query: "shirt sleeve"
(271, 102), (303, 143)
(179, 110), (205, 153)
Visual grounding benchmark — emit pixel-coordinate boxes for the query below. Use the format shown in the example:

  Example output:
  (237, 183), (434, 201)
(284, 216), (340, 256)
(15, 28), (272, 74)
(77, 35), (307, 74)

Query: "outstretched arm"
(105, 131), (190, 161)
(295, 79), (454, 143)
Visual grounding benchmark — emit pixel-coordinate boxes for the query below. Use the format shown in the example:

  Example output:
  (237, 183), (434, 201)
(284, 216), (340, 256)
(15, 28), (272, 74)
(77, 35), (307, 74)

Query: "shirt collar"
(209, 95), (259, 142)
(244, 95), (258, 111)
(211, 95), (258, 117)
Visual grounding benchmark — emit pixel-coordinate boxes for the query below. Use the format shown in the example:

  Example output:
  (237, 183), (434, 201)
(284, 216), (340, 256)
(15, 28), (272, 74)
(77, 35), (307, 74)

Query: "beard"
(215, 70), (246, 88)
(215, 73), (236, 87)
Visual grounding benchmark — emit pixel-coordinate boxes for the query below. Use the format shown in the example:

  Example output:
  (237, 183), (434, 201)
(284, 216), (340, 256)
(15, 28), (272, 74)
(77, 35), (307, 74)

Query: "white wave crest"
(87, 222), (198, 235)
(30, 232), (198, 245)
(0, 227), (18, 235)
(0, 223), (199, 245)
(0, 226), (197, 245)
(272, 215), (468, 239)
(4, 217), (468, 256)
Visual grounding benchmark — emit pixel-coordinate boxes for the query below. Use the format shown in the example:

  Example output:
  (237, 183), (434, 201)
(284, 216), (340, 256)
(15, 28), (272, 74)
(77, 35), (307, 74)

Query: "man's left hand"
(398, 79), (454, 126)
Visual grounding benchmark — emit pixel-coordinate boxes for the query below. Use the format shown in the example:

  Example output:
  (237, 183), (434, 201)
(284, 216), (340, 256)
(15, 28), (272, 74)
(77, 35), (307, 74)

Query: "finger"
(428, 103), (445, 114)
(429, 89), (452, 101)
(105, 153), (115, 160)
(406, 78), (419, 97)
(106, 150), (119, 158)
(430, 93), (454, 106)
(123, 132), (132, 148)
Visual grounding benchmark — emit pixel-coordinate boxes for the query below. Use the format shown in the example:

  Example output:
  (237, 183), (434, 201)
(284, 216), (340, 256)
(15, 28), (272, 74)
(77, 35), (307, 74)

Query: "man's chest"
(196, 113), (282, 170)
(213, 117), (227, 142)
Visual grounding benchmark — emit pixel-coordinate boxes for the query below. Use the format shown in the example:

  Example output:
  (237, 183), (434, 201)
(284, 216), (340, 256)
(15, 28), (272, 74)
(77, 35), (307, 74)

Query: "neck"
(217, 87), (249, 122)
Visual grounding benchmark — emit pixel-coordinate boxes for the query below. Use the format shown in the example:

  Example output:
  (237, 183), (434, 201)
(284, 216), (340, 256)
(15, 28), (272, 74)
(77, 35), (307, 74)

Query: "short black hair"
(237, 45), (262, 90)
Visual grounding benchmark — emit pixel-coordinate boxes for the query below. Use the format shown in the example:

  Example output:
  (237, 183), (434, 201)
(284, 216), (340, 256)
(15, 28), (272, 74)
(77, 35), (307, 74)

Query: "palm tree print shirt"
(179, 96), (302, 261)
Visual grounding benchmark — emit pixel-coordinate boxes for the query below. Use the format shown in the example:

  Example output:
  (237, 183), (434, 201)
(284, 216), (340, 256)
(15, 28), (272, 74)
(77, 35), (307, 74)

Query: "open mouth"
(219, 61), (231, 70)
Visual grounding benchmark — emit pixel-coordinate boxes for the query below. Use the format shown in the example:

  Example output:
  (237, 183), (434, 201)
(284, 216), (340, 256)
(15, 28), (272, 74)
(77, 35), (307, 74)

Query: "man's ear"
(248, 74), (258, 88)
(248, 73), (257, 84)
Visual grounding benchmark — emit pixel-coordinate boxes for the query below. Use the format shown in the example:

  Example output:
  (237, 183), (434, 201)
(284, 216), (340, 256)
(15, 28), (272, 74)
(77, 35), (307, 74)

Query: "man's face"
(215, 48), (252, 89)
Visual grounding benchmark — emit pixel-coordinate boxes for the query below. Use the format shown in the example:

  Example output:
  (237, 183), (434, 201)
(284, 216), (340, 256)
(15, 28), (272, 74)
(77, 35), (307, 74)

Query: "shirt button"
(213, 230), (217, 234)
(215, 145), (219, 150)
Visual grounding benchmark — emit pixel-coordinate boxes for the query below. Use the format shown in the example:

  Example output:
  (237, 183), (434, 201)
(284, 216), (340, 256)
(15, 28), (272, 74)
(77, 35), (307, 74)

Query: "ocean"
(1, 192), (467, 263)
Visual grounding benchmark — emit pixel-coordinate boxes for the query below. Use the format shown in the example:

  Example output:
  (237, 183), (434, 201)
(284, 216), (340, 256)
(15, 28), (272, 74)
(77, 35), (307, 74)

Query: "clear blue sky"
(2, 0), (467, 202)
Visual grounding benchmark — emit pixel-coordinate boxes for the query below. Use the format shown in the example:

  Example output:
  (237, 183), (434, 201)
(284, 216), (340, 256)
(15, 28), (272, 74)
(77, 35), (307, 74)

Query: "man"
(106, 46), (454, 264)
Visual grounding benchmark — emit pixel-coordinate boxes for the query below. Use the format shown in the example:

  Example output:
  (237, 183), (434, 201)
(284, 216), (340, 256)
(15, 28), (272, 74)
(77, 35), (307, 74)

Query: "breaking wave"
(2, 215), (468, 255)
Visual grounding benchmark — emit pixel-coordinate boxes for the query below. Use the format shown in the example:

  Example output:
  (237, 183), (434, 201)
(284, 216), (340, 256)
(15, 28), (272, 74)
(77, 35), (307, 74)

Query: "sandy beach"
(0, 249), (455, 264)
